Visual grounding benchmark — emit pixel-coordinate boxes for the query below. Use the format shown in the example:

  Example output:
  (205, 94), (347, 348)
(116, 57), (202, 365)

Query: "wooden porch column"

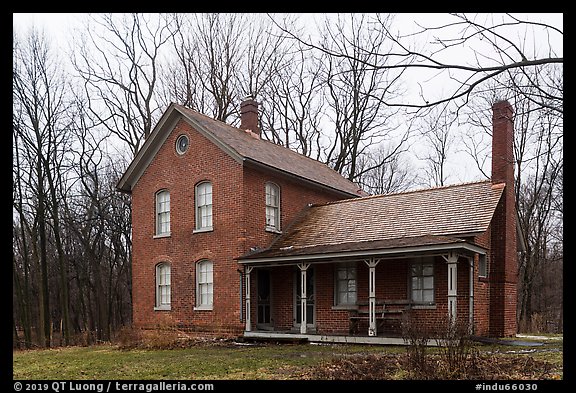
(364, 258), (380, 337)
(245, 266), (254, 332)
(297, 263), (310, 334)
(469, 256), (475, 334)
(443, 252), (458, 323)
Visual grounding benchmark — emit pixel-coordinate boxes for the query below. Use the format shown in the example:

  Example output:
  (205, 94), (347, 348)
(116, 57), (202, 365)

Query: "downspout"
(469, 257), (475, 334)
(238, 269), (244, 323)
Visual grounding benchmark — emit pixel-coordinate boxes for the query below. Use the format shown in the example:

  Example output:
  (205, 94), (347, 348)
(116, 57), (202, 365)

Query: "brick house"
(117, 98), (522, 343)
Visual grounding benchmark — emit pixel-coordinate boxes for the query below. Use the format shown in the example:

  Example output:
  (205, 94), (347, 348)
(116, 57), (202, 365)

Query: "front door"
(257, 269), (272, 330)
(294, 267), (315, 328)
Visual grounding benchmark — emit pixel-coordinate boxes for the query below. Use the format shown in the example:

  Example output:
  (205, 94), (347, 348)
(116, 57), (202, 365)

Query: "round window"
(176, 135), (189, 155)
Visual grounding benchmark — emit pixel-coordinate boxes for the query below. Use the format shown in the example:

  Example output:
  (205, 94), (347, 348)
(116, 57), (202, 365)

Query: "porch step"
(241, 334), (308, 345)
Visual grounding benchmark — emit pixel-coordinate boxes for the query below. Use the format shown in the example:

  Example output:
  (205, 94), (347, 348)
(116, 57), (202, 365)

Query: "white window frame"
(155, 263), (171, 310)
(334, 263), (357, 307)
(265, 182), (281, 232)
(479, 254), (488, 278)
(155, 190), (170, 237)
(195, 260), (213, 310)
(410, 260), (435, 305)
(175, 134), (189, 155)
(194, 181), (213, 232)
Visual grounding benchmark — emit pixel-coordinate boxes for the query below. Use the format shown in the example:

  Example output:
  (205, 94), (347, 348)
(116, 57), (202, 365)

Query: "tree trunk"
(37, 158), (51, 348)
(45, 164), (71, 346)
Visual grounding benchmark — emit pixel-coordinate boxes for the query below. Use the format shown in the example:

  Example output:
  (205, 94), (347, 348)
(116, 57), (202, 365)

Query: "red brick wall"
(471, 230), (491, 336)
(131, 116), (351, 333)
(132, 118), (246, 333)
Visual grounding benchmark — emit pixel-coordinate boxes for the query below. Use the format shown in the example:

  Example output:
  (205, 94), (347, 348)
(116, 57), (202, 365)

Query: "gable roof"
(116, 103), (362, 197)
(238, 180), (505, 262)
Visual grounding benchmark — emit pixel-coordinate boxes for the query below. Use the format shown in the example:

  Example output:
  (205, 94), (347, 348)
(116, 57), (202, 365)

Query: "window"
(265, 182), (280, 231)
(196, 260), (213, 309)
(335, 263), (357, 306)
(411, 261), (434, 304)
(155, 263), (171, 310)
(176, 134), (189, 155)
(479, 254), (488, 277)
(155, 190), (170, 236)
(195, 182), (213, 231)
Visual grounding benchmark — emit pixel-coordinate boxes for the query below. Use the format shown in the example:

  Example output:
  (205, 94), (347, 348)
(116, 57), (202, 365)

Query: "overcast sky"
(13, 12), (563, 187)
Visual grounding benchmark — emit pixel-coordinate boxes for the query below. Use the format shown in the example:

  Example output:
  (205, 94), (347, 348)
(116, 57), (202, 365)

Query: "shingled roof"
(239, 180), (505, 261)
(117, 103), (362, 196)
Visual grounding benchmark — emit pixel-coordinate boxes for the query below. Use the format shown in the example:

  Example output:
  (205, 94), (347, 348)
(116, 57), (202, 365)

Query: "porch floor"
(243, 330), (441, 346)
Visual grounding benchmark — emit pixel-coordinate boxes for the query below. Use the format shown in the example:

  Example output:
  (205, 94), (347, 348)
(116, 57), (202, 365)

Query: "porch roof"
(238, 180), (502, 264)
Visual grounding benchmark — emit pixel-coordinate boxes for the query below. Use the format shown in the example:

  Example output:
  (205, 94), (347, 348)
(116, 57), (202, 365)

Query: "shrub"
(433, 316), (479, 379)
(400, 311), (431, 377)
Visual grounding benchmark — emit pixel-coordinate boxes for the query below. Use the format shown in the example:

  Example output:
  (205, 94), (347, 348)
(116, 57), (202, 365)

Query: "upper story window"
(195, 181), (213, 231)
(196, 260), (213, 310)
(411, 260), (435, 304)
(265, 182), (280, 232)
(479, 254), (488, 278)
(155, 262), (171, 310)
(155, 190), (170, 236)
(335, 263), (357, 306)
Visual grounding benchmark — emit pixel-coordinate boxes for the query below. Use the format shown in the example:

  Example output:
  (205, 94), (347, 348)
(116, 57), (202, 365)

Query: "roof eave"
(115, 104), (245, 193)
(237, 241), (487, 265)
(116, 103), (181, 193)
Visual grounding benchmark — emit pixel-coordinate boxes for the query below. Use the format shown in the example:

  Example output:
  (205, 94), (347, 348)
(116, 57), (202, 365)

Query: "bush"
(401, 312), (481, 379)
(115, 326), (144, 350)
(400, 311), (431, 377)
(433, 316), (479, 379)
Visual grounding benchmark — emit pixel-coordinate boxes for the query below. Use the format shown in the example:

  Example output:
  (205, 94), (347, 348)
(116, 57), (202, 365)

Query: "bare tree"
(163, 13), (246, 123)
(416, 109), (455, 187)
(14, 23), (135, 347)
(355, 146), (418, 194)
(317, 14), (409, 182)
(13, 27), (68, 348)
(163, 13), (293, 128)
(72, 13), (175, 156)
(259, 41), (326, 159)
(272, 13), (562, 114)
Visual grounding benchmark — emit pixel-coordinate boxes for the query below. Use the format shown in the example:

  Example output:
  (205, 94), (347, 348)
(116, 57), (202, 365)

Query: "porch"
(238, 242), (485, 341)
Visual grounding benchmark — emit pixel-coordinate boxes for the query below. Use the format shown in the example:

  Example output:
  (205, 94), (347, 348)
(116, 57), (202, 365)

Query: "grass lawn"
(12, 342), (391, 380)
(13, 336), (563, 380)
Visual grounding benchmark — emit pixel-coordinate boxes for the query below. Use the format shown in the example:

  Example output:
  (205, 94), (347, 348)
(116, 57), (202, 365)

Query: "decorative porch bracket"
(442, 252), (458, 324)
(297, 263), (311, 334)
(364, 257), (381, 337)
(245, 266), (254, 332)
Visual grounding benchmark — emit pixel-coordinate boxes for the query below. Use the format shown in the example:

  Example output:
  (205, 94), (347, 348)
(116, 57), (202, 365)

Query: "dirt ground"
(302, 351), (562, 380)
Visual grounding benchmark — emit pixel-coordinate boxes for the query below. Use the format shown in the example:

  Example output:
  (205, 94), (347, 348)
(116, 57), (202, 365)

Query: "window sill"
(331, 305), (358, 311)
(193, 227), (213, 234)
(153, 233), (171, 239)
(411, 304), (436, 310)
(193, 306), (213, 311)
(154, 306), (171, 311)
(265, 227), (282, 234)
(479, 276), (489, 282)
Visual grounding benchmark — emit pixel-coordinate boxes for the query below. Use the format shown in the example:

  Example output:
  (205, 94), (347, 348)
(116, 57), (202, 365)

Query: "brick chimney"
(489, 100), (518, 337)
(240, 95), (260, 137)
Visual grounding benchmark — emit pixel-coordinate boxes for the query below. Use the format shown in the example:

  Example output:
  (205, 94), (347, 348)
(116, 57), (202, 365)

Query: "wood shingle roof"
(239, 180), (504, 260)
